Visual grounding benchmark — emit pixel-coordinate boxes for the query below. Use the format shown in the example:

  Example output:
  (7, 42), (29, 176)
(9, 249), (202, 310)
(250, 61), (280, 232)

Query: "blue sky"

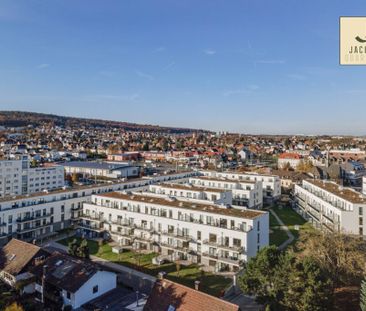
(0, 0), (365, 135)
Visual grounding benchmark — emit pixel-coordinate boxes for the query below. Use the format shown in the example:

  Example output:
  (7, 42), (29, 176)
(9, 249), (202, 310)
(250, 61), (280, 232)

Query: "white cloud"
(204, 49), (216, 55)
(223, 85), (259, 96)
(153, 46), (166, 53)
(136, 70), (154, 81)
(37, 63), (50, 69)
(256, 59), (285, 64)
(286, 73), (306, 80)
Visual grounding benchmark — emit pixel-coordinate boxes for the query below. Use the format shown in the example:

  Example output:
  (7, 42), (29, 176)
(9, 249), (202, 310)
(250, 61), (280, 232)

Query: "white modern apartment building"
(0, 155), (64, 198)
(200, 170), (281, 203)
(80, 192), (269, 272)
(294, 179), (366, 236)
(63, 161), (140, 179)
(188, 176), (263, 209)
(148, 183), (232, 206)
(363, 176), (366, 195)
(0, 171), (195, 246)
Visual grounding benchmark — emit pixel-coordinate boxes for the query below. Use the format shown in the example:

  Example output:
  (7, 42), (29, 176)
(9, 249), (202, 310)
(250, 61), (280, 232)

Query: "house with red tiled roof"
(144, 278), (240, 311)
(278, 152), (303, 169)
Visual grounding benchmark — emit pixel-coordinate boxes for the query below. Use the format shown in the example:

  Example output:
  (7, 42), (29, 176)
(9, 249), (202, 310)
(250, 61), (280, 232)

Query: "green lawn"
(269, 211), (289, 247)
(271, 205), (313, 241)
(58, 237), (231, 297)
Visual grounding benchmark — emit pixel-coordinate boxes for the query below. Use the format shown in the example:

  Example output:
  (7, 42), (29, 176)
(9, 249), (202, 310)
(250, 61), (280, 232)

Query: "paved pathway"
(269, 208), (294, 250)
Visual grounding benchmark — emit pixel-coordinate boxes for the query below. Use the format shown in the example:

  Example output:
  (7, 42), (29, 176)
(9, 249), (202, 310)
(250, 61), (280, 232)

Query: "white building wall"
(65, 271), (117, 309)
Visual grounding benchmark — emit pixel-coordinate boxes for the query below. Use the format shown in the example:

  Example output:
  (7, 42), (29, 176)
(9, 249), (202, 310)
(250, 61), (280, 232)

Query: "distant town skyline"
(0, 0), (366, 135)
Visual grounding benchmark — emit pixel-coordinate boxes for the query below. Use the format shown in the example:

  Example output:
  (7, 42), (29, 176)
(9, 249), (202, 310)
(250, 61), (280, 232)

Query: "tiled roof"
(0, 239), (42, 275)
(143, 279), (239, 311)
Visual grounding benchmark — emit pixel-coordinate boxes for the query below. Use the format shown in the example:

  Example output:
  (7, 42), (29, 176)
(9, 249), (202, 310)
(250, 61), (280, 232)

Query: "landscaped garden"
(58, 237), (232, 297)
(269, 204), (313, 247)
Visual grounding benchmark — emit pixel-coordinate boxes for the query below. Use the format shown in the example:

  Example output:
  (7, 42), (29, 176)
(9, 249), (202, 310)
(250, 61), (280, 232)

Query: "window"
(359, 207), (363, 216)
(92, 285), (98, 294)
(66, 291), (71, 299)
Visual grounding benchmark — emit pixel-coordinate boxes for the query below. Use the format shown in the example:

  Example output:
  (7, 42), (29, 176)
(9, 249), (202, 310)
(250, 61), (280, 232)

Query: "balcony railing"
(17, 213), (53, 223)
(202, 239), (244, 253)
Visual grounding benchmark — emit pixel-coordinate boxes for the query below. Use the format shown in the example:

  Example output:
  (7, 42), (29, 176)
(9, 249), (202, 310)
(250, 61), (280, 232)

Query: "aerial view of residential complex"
(0, 1), (365, 311)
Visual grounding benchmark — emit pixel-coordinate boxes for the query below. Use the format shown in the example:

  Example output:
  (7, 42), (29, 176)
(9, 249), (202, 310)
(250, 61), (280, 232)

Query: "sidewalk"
(269, 209), (294, 250)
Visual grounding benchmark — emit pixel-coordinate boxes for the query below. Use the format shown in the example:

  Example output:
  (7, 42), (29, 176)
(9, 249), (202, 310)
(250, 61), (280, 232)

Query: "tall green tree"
(240, 246), (333, 310)
(239, 246), (282, 307)
(68, 238), (79, 256)
(283, 256), (333, 311)
(361, 278), (366, 311)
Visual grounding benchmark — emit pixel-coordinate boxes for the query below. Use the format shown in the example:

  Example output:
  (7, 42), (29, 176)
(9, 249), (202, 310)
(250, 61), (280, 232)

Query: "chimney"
(158, 271), (166, 280)
(194, 280), (200, 291)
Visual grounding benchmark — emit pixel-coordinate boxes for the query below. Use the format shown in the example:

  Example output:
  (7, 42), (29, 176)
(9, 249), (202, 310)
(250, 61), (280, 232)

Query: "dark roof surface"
(31, 252), (100, 293)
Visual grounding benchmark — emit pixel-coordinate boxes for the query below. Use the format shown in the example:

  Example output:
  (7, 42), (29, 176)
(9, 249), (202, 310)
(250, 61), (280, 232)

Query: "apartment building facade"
(80, 192), (269, 272)
(188, 176), (263, 209)
(294, 179), (366, 236)
(200, 170), (281, 203)
(0, 171), (195, 246)
(148, 183), (232, 205)
(0, 155), (64, 198)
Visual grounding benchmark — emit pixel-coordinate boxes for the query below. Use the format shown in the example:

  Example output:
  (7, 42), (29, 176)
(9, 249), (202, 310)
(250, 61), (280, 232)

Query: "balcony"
(110, 231), (133, 239)
(160, 231), (191, 241)
(78, 223), (104, 232)
(17, 223), (52, 234)
(17, 213), (53, 223)
(202, 240), (244, 253)
(160, 242), (189, 252)
(217, 256), (240, 266)
(79, 214), (104, 222)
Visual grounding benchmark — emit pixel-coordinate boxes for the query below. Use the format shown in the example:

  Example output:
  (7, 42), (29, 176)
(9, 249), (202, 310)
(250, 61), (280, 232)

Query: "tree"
(71, 172), (80, 183)
(68, 238), (80, 256)
(4, 302), (24, 311)
(361, 278), (366, 311)
(175, 260), (181, 277)
(296, 231), (366, 286)
(78, 238), (90, 259)
(283, 256), (333, 311)
(240, 246), (333, 310)
(239, 246), (282, 307)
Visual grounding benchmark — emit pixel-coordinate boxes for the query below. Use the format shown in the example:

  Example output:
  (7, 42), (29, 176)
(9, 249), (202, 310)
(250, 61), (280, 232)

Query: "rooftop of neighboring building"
(30, 251), (104, 293)
(0, 239), (43, 276)
(278, 153), (303, 159)
(97, 192), (265, 220)
(143, 279), (239, 311)
(154, 183), (228, 193)
(62, 160), (135, 170)
(304, 179), (366, 204)
(191, 176), (257, 184)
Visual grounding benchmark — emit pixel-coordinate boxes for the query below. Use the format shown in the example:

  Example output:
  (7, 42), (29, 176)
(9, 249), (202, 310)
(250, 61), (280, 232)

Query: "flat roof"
(156, 183), (227, 193)
(202, 169), (278, 178)
(97, 192), (265, 220)
(191, 176), (256, 184)
(0, 171), (195, 203)
(305, 179), (366, 204)
(62, 161), (134, 170)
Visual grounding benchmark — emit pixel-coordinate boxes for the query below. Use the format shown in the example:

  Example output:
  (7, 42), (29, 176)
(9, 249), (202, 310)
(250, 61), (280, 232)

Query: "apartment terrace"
(202, 239), (244, 253)
(98, 192), (263, 220)
(193, 176), (256, 185)
(304, 179), (366, 205)
(156, 183), (227, 193)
